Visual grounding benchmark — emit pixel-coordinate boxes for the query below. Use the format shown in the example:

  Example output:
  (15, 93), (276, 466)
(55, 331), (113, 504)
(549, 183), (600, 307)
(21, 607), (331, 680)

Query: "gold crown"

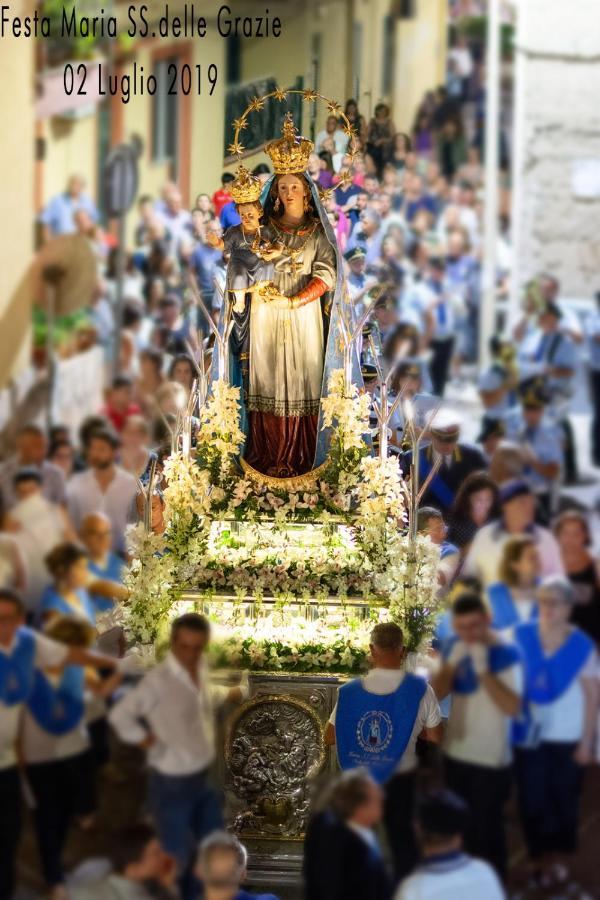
(265, 112), (314, 175)
(230, 165), (263, 205)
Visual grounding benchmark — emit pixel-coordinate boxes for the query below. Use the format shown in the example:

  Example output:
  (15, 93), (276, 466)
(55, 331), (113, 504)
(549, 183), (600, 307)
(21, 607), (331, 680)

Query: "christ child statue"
(207, 165), (282, 312)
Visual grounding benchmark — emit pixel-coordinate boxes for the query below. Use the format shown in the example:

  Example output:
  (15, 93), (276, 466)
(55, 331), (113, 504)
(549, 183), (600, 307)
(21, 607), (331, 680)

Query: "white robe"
(247, 220), (336, 418)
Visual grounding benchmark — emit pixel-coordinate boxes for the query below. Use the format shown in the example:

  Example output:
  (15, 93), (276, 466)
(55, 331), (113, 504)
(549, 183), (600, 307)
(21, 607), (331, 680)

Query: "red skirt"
(245, 411), (318, 477)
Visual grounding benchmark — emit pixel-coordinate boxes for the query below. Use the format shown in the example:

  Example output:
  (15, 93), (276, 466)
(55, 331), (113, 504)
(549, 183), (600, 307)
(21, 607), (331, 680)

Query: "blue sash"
(336, 674), (426, 784)
(0, 628), (36, 705)
(487, 582), (539, 630)
(419, 450), (454, 509)
(514, 622), (593, 705)
(432, 610), (454, 651)
(440, 541), (459, 560)
(26, 666), (85, 735)
(444, 637), (521, 694)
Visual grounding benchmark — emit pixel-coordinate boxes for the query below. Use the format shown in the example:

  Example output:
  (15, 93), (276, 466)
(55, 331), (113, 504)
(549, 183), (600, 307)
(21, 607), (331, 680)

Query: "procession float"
(124, 91), (441, 885)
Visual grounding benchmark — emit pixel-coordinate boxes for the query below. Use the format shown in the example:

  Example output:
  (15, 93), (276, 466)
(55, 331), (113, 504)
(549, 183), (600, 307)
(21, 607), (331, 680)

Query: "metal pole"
(479, 0), (501, 371)
(112, 213), (126, 379)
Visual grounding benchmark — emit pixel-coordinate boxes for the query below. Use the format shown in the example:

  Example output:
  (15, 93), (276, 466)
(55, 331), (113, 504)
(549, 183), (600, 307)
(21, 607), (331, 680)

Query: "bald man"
(80, 513), (123, 584)
(80, 514), (128, 659)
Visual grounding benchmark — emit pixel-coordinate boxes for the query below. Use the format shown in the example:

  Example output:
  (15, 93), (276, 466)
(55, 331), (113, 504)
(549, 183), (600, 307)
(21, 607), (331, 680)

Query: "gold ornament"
(337, 169), (353, 189)
(273, 86), (288, 102)
(230, 165), (262, 205)
(227, 139), (245, 157)
(302, 89), (319, 103)
(249, 96), (265, 112)
(327, 100), (342, 116)
(265, 112), (314, 175)
(232, 116), (248, 131)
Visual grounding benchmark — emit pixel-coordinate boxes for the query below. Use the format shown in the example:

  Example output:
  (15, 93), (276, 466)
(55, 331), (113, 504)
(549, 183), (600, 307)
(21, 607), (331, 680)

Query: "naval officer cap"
(344, 246), (366, 263)
(430, 409), (461, 441)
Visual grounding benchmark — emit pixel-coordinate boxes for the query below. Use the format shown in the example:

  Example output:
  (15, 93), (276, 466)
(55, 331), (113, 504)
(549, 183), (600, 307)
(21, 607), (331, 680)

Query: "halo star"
(227, 140), (245, 156)
(302, 89), (319, 103)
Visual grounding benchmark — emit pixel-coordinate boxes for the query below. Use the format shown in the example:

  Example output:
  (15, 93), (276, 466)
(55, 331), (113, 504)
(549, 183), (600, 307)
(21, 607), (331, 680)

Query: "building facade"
(511, 0), (600, 302)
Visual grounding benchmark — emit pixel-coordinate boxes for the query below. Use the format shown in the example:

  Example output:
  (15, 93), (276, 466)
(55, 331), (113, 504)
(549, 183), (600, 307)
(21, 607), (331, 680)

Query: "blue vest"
(443, 637), (521, 694)
(336, 674), (426, 784)
(27, 665), (85, 735)
(0, 627), (36, 705)
(487, 582), (539, 630)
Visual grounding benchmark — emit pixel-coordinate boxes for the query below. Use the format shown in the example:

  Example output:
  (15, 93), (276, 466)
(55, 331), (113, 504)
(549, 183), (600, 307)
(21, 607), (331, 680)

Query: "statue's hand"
(257, 282), (289, 307)
(259, 244), (284, 261)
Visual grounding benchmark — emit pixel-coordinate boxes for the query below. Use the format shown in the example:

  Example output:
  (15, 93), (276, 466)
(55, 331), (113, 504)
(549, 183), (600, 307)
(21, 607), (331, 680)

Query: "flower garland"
(124, 369), (441, 657)
(208, 616), (375, 675)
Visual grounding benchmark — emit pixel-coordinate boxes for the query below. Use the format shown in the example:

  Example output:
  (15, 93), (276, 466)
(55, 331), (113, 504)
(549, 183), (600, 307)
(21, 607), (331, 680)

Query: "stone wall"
(513, 0), (600, 299)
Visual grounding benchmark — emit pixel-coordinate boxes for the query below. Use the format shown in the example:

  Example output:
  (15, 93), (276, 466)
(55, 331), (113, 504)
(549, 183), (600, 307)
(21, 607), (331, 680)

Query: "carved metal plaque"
(224, 693), (326, 838)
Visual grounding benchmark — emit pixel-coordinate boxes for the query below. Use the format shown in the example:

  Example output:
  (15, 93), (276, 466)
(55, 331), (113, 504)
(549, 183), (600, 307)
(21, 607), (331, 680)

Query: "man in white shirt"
(395, 789), (505, 900)
(325, 622), (442, 880)
(67, 430), (138, 555)
(109, 613), (248, 900)
(432, 591), (522, 880)
(0, 588), (119, 900)
(315, 115), (349, 156)
(462, 479), (565, 587)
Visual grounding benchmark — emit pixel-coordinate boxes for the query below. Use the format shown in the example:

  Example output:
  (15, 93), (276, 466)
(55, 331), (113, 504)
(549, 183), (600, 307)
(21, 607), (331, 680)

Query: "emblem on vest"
(357, 711), (393, 754)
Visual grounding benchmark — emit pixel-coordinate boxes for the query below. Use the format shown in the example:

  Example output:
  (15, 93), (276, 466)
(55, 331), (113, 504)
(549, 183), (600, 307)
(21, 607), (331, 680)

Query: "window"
(152, 57), (178, 164)
(381, 15), (395, 96)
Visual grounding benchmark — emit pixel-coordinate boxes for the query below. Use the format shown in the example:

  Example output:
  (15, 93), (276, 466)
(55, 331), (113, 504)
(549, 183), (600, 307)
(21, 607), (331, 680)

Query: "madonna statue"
(220, 113), (359, 479)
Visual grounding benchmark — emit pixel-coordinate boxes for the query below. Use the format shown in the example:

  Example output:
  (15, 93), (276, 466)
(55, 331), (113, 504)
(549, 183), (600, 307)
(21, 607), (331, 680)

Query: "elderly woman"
(512, 576), (598, 890)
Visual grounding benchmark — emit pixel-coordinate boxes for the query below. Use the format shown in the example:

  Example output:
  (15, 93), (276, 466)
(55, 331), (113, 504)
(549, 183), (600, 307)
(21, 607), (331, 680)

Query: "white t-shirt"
(395, 853), (505, 900)
(444, 639), (523, 768)
(329, 668), (441, 773)
(67, 467), (138, 554)
(529, 638), (597, 743)
(0, 630), (68, 769)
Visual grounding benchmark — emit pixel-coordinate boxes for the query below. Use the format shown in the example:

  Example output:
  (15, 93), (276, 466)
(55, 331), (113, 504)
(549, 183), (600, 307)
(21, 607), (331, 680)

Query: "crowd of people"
(1, 48), (600, 900)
